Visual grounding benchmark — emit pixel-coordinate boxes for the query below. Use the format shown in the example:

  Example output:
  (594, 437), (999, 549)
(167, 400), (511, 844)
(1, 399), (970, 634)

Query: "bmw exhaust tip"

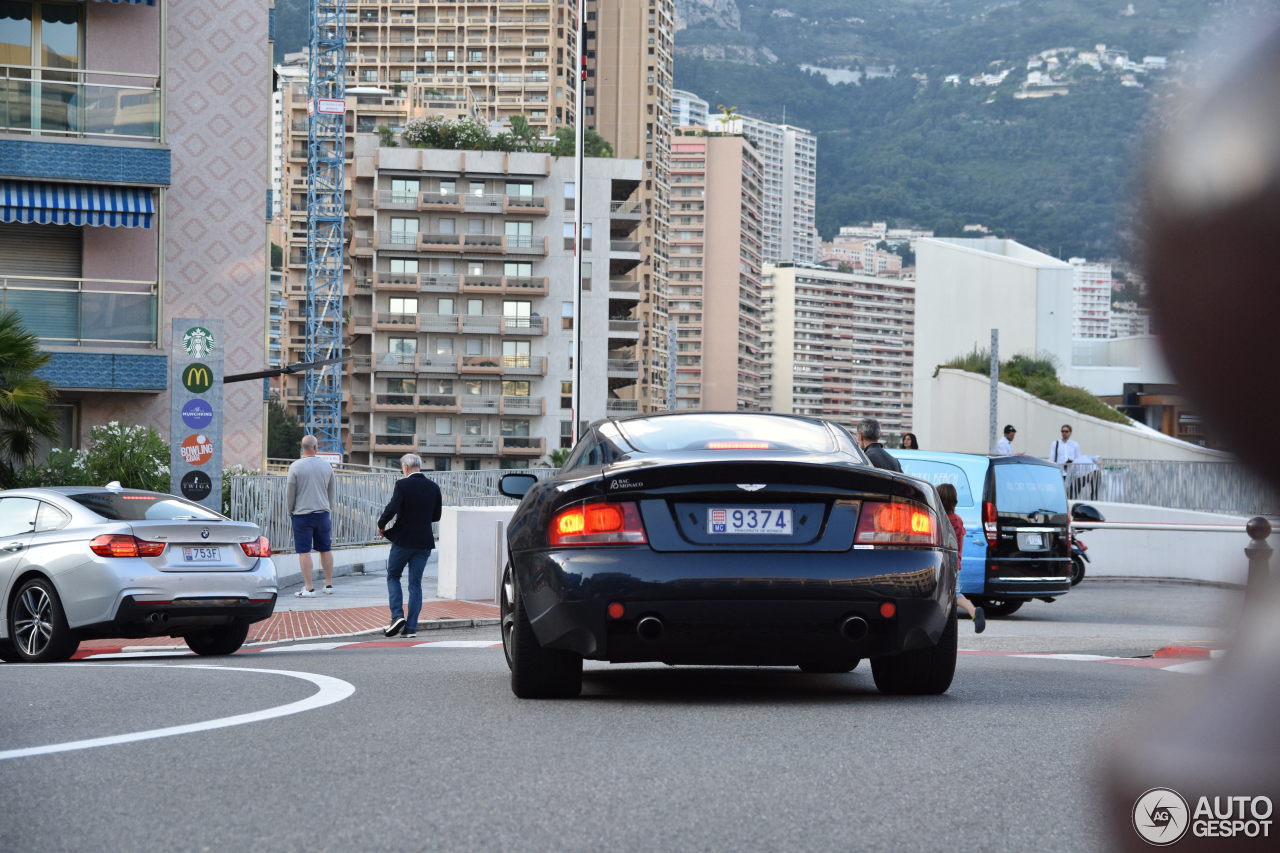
(636, 615), (664, 642)
(839, 616), (869, 642)
(146, 612), (169, 625)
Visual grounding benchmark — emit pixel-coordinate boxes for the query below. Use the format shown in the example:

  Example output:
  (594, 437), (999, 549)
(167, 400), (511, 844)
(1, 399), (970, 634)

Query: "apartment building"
(668, 134), (764, 411)
(672, 87), (708, 129)
(277, 135), (644, 469)
(761, 264), (915, 435)
(705, 109), (818, 265)
(585, 0), (675, 412)
(344, 0), (577, 137)
(0, 0), (269, 467)
(1069, 256), (1112, 339)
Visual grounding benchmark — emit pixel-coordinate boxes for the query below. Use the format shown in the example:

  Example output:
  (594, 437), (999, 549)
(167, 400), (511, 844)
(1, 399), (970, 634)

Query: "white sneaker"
(323, 585), (334, 595)
(295, 588), (316, 598)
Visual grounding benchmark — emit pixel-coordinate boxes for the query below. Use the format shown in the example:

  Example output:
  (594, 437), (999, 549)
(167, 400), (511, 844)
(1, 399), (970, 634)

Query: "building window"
(469, 181), (485, 197)
(561, 301), (573, 330)
(390, 217), (419, 244)
(434, 457), (451, 472)
(465, 380), (482, 396)
(388, 337), (416, 355)
(500, 419), (530, 437)
(503, 380), (530, 396)
(385, 416), (415, 435)
(390, 179), (419, 204)
(464, 459), (480, 470)
(505, 220), (532, 248)
(466, 298), (483, 316)
(563, 182), (576, 211)
(389, 258), (418, 275)
(500, 459), (530, 470)
(435, 338), (453, 355)
(502, 300), (531, 328)
(434, 417), (451, 435)
(386, 378), (415, 394)
(503, 340), (530, 368)
(437, 180), (455, 195)
(437, 297), (454, 314)
(561, 381), (572, 409)
(505, 181), (533, 197)
(388, 297), (417, 315)
(560, 419), (572, 449)
(465, 338), (482, 355)
(504, 261), (532, 278)
(464, 418), (481, 436)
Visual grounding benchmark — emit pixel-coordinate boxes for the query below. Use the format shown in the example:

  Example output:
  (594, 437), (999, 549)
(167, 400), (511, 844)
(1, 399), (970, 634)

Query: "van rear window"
(993, 464), (1068, 514)
(898, 460), (974, 506)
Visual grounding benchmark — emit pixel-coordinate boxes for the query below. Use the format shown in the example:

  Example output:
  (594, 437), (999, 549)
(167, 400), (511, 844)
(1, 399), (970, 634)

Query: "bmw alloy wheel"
(9, 579), (79, 662)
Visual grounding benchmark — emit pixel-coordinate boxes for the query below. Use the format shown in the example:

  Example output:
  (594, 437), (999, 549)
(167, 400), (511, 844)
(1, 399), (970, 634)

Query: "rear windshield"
(898, 460), (975, 507)
(993, 464), (1068, 515)
(618, 414), (836, 453)
(68, 491), (224, 521)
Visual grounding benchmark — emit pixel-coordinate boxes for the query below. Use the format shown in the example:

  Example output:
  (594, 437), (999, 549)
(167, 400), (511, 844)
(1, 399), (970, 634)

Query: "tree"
(0, 310), (60, 487)
(546, 127), (614, 158)
(267, 399), (305, 460)
(80, 422), (170, 491)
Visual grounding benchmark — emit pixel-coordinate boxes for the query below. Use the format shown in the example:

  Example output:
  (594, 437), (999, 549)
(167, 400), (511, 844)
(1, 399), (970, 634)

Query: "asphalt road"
(0, 580), (1244, 853)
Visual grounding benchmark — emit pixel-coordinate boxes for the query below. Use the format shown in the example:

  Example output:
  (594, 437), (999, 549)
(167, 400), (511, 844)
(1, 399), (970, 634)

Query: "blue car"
(889, 450), (1072, 617)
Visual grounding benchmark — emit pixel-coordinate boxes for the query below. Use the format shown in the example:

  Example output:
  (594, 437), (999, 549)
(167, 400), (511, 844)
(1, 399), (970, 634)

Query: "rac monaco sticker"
(180, 433), (215, 466)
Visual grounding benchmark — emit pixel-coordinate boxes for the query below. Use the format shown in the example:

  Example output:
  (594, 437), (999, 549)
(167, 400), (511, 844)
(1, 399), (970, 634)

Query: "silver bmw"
(0, 485), (277, 663)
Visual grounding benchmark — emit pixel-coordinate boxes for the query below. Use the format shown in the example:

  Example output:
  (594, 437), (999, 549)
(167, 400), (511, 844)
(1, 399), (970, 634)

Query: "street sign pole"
(169, 319), (224, 509)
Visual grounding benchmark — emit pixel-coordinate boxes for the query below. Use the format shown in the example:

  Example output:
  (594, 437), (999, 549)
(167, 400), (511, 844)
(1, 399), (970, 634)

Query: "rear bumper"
(513, 547), (953, 663)
(983, 557), (1073, 598)
(76, 594), (277, 641)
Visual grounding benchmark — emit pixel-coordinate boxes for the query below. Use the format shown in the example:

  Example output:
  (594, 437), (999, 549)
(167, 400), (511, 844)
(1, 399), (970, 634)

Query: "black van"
(891, 450), (1072, 616)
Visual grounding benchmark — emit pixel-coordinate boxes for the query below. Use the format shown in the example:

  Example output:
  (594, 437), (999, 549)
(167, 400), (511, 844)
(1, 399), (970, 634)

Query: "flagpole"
(571, 0), (585, 444)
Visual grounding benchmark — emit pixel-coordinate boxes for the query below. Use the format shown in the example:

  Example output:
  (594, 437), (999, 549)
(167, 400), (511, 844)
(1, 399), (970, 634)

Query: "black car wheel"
(1070, 556), (1087, 586)
(508, 574), (582, 699)
(871, 606), (957, 695)
(184, 623), (250, 656)
(9, 578), (80, 663)
(973, 597), (1024, 617)
(500, 564), (516, 672)
(798, 658), (860, 674)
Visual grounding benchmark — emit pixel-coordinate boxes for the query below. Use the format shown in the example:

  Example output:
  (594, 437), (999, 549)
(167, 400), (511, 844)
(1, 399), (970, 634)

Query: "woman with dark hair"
(938, 482), (985, 634)
(900, 432), (919, 450)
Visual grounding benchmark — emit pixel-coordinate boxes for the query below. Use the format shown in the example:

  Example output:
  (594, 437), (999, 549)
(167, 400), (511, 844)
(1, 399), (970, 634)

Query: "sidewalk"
(76, 556), (500, 653)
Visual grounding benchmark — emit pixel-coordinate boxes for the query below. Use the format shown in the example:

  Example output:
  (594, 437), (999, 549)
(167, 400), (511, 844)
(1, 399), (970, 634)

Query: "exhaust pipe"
(636, 615), (664, 642)
(146, 612), (169, 625)
(839, 616), (869, 642)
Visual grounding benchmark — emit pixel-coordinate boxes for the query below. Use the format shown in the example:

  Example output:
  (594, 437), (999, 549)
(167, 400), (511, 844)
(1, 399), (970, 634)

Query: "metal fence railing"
(1065, 459), (1279, 516)
(229, 467), (557, 552)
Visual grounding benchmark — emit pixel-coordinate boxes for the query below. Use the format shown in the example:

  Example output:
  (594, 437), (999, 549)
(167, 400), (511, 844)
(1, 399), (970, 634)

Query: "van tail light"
(549, 501), (647, 546)
(241, 536), (272, 558)
(89, 534), (166, 558)
(983, 501), (998, 548)
(855, 501), (940, 546)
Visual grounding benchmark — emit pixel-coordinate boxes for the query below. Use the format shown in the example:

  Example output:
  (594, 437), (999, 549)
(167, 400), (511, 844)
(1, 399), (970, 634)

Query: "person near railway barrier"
(377, 452), (443, 639)
(287, 434), (336, 597)
(1048, 424), (1082, 475)
(857, 418), (903, 472)
(937, 482), (985, 634)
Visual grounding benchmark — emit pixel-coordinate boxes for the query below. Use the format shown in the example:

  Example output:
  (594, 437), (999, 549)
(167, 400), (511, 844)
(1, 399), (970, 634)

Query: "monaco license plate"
(708, 508), (793, 535)
(182, 547), (221, 563)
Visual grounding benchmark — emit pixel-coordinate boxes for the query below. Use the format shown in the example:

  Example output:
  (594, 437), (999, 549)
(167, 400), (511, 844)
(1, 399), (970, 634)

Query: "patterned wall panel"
(80, 0), (269, 469)
(0, 139), (171, 186)
(40, 352), (167, 390)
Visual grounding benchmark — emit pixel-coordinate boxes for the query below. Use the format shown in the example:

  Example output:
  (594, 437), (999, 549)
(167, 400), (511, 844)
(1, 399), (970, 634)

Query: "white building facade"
(1069, 256), (1112, 338)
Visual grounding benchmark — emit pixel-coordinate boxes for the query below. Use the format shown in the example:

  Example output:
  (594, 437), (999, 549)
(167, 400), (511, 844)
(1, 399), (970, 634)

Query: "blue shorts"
(291, 511), (332, 553)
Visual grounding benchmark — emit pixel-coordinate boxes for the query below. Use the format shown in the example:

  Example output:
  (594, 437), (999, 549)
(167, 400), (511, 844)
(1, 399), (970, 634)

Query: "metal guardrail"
(1064, 458), (1279, 516)
(229, 467), (557, 552)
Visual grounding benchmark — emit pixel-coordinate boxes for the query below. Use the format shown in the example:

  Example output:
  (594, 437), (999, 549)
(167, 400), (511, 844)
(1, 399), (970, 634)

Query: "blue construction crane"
(303, 0), (347, 455)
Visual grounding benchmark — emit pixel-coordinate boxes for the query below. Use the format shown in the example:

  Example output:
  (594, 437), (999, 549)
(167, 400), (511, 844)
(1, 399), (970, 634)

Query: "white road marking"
(1161, 660), (1214, 674)
(258, 642), (345, 653)
(1011, 653), (1120, 662)
(414, 640), (502, 648)
(0, 664), (355, 761)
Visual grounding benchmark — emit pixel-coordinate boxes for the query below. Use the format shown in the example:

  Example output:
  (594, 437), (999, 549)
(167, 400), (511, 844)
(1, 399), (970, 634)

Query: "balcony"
(459, 394), (500, 413)
(610, 200), (643, 218)
(500, 436), (545, 456)
(501, 355), (547, 376)
(459, 354), (503, 375)
(503, 195), (548, 214)
(419, 394), (460, 413)
(607, 359), (640, 376)
(374, 312), (418, 330)
(372, 272), (419, 291)
(373, 433), (417, 452)
(503, 235), (548, 256)
(500, 395), (545, 415)
(608, 319), (640, 337)
(458, 275), (548, 295)
(458, 435), (499, 455)
(373, 394), (416, 411)
(608, 279), (641, 299)
(606, 399), (641, 415)
(1, 275), (157, 348)
(610, 240), (643, 254)
(0, 67), (161, 141)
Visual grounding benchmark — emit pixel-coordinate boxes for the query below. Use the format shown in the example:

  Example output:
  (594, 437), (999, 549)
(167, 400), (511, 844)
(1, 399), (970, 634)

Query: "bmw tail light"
(549, 501), (647, 546)
(241, 537), (271, 558)
(983, 501), (998, 548)
(855, 501), (940, 546)
(89, 534), (166, 558)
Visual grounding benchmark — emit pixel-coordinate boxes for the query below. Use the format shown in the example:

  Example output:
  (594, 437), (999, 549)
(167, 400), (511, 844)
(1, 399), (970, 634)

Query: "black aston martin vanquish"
(498, 412), (957, 698)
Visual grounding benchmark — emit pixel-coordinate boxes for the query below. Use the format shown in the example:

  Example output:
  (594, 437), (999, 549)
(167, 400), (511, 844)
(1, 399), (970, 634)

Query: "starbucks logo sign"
(182, 326), (215, 358)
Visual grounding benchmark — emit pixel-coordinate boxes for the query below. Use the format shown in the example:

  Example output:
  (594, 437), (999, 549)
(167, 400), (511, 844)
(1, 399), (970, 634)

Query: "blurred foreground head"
(1109, 17), (1280, 849)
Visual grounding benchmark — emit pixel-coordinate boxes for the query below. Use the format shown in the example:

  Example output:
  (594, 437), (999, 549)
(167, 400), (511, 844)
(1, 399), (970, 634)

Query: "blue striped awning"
(0, 181), (155, 228)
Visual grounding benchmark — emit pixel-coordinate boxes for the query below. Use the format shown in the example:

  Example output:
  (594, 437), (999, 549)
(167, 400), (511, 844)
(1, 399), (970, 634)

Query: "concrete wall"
(1077, 502), (1254, 586)
(928, 368), (1228, 461)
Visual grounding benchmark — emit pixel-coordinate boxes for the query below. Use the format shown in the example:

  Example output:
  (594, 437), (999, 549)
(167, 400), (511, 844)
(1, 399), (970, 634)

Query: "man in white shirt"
(1049, 424), (1083, 474)
(996, 424), (1018, 455)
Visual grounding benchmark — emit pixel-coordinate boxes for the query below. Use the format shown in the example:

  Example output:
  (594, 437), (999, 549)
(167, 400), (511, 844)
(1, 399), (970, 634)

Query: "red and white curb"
(70, 641), (1225, 672)
(959, 648), (1225, 674)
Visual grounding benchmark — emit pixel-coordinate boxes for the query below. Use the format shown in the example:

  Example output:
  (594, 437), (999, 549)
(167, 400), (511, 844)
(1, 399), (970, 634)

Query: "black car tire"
(500, 564), (516, 672)
(8, 578), (80, 663)
(871, 606), (957, 695)
(508, 580), (582, 699)
(1070, 556), (1086, 586)
(184, 623), (250, 656)
(798, 658), (860, 673)
(973, 597), (1024, 617)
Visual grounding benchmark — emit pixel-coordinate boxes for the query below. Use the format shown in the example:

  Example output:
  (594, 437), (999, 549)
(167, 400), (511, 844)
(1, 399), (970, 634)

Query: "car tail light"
(855, 501), (940, 546)
(89, 534), (166, 558)
(983, 501), (998, 548)
(549, 501), (647, 546)
(241, 536), (271, 558)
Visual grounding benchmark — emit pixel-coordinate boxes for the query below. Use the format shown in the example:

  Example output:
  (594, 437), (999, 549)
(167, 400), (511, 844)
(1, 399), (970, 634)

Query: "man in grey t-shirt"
(287, 435), (336, 597)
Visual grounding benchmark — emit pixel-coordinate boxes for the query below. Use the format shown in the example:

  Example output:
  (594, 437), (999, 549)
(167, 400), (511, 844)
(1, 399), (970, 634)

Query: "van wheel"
(871, 606), (956, 695)
(975, 597), (1024, 617)
(1070, 556), (1087, 586)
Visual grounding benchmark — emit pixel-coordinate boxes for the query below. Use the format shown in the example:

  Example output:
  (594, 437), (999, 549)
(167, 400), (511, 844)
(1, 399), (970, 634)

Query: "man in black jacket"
(377, 453), (444, 637)
(857, 417), (903, 472)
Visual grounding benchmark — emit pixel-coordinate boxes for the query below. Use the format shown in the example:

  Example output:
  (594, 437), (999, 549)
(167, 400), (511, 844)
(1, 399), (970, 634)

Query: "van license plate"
(182, 547), (221, 562)
(1020, 533), (1044, 550)
(708, 508), (792, 535)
